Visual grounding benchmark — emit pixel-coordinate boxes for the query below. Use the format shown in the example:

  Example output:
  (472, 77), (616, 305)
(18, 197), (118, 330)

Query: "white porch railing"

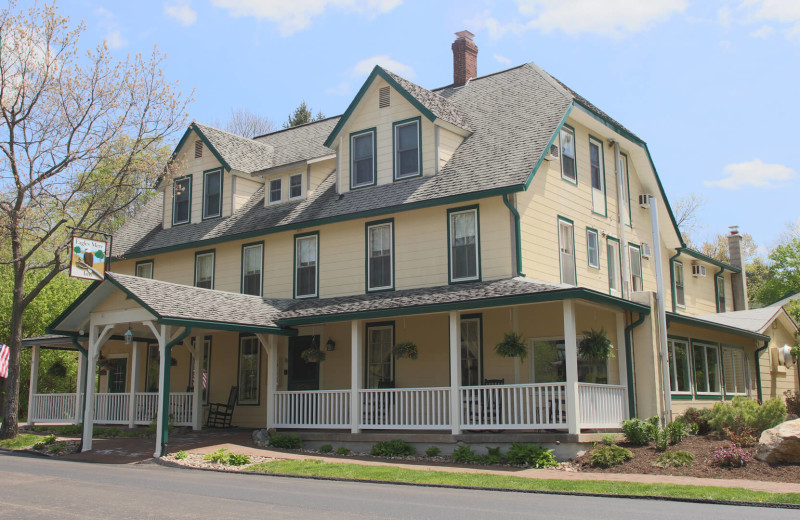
(133, 392), (194, 427)
(29, 394), (80, 424)
(460, 383), (568, 430)
(94, 393), (131, 424)
(274, 390), (351, 428)
(27, 392), (194, 427)
(360, 387), (451, 430)
(578, 383), (626, 428)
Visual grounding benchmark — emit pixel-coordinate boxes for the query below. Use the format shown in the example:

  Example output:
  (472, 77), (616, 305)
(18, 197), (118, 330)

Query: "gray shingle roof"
(255, 117), (339, 170)
(694, 307), (796, 334)
(194, 123), (273, 173)
(382, 69), (471, 131)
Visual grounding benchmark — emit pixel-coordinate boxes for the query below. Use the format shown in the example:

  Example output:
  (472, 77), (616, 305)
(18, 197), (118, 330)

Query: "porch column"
(28, 345), (40, 426)
(350, 320), (362, 434)
(449, 311), (461, 435)
(192, 341), (202, 430)
(266, 336), (277, 430)
(143, 321), (168, 457)
(75, 350), (86, 424)
(616, 313), (630, 419)
(82, 322), (113, 451)
(563, 300), (580, 435)
(128, 342), (140, 428)
(512, 308), (520, 384)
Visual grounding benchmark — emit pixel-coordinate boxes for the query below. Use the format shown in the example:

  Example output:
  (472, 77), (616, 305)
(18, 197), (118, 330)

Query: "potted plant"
(579, 328), (614, 362)
(494, 332), (527, 360)
(393, 341), (418, 360)
(300, 347), (326, 363)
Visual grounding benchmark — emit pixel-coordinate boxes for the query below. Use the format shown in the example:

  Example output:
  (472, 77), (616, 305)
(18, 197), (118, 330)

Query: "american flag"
(0, 343), (9, 379)
(202, 370), (207, 389)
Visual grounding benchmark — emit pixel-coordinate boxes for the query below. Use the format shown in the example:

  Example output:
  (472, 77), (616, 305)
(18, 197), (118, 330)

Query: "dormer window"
(350, 129), (376, 189)
(172, 176), (191, 225)
(203, 169), (222, 220)
(269, 178), (282, 204)
(289, 173), (302, 199)
(560, 126), (576, 184)
(394, 118), (421, 180)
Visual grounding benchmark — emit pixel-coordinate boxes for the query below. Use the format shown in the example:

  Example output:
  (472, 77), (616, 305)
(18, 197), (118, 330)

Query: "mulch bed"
(575, 435), (800, 483)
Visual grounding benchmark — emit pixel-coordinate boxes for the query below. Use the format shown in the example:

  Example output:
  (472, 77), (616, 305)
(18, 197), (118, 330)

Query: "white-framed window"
(558, 218), (576, 285)
(203, 169), (222, 219)
(241, 243), (263, 296)
(667, 338), (692, 394)
(716, 276), (726, 313)
(289, 173), (303, 199)
(674, 261), (685, 308)
(367, 221), (393, 291)
(560, 126), (576, 183)
(135, 261), (153, 279)
(238, 335), (261, 405)
(461, 316), (482, 386)
(693, 342), (721, 395)
(587, 228), (599, 269)
(589, 137), (605, 214)
(269, 178), (282, 204)
(394, 119), (420, 179)
(629, 244), (643, 292)
(529, 337), (608, 384)
(295, 234), (318, 298)
(351, 129), (375, 188)
(366, 323), (394, 389)
(172, 176), (191, 225)
(449, 208), (479, 282)
(188, 336), (212, 405)
(619, 153), (630, 226)
(194, 251), (214, 289)
(722, 346), (748, 396)
(607, 238), (621, 295)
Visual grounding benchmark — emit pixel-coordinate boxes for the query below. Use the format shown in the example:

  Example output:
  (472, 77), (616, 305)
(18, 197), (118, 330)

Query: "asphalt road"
(0, 451), (793, 519)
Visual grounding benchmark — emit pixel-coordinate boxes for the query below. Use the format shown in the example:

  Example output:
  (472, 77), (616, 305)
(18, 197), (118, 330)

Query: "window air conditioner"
(691, 264), (706, 277)
(544, 144), (559, 162)
(638, 194), (651, 208)
(641, 243), (652, 259)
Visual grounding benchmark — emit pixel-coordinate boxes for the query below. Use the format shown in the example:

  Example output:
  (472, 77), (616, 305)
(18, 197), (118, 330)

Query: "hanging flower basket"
(300, 347), (326, 363)
(393, 342), (419, 360)
(494, 332), (527, 360)
(579, 328), (615, 362)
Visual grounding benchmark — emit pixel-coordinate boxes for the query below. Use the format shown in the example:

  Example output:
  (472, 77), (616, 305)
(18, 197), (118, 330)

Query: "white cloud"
(328, 55), (415, 96)
(493, 53), (512, 65)
(723, 1), (800, 40)
(94, 7), (128, 49)
(705, 159), (796, 189)
(740, 0), (800, 23)
(750, 24), (775, 38)
(164, 0), (198, 26)
(211, 0), (402, 36)
(105, 30), (128, 49)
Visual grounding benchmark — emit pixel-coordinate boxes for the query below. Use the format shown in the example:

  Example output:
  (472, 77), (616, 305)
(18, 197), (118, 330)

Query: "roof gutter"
(755, 341), (769, 403)
(714, 266), (727, 313)
(678, 247), (740, 273)
(625, 311), (646, 418)
(502, 193), (525, 277)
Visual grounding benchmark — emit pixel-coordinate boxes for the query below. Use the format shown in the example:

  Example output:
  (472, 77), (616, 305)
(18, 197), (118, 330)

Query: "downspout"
(502, 193), (525, 277)
(160, 327), (192, 455)
(612, 142), (630, 298)
(714, 266), (726, 313)
(755, 341), (769, 403)
(669, 250), (682, 312)
(624, 312), (646, 418)
(71, 337), (88, 452)
(648, 196), (671, 425)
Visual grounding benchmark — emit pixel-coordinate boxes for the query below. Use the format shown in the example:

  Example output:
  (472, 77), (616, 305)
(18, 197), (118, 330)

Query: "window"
(188, 336), (212, 405)
(241, 243), (263, 296)
(203, 169), (222, 219)
(294, 233), (318, 298)
(461, 316), (482, 386)
(172, 176), (191, 225)
(560, 126), (576, 183)
(722, 346), (748, 396)
(144, 344), (159, 392)
(351, 129), (375, 188)
(607, 238), (621, 295)
(674, 261), (685, 308)
(194, 251), (214, 289)
(667, 338), (692, 394)
(693, 342), (721, 395)
(135, 261), (153, 279)
(558, 218), (576, 285)
(449, 207), (479, 282)
(394, 118), (420, 179)
(366, 323), (394, 388)
(238, 335), (261, 405)
(269, 178), (282, 204)
(589, 137), (605, 214)
(530, 339), (608, 384)
(367, 221), (393, 291)
(619, 153), (631, 226)
(289, 173), (302, 199)
(587, 228), (599, 269)
(716, 276), (726, 313)
(629, 244), (643, 292)
(106, 357), (127, 393)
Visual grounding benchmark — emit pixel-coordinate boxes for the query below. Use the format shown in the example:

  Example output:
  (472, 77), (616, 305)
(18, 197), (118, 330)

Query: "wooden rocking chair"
(206, 386), (238, 428)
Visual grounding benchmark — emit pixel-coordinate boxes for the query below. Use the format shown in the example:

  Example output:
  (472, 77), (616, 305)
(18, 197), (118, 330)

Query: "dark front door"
(288, 335), (320, 391)
(107, 358), (128, 393)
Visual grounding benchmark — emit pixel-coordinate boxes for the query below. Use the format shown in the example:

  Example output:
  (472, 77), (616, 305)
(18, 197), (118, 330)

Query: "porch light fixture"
(326, 338), (336, 351)
(124, 327), (133, 345)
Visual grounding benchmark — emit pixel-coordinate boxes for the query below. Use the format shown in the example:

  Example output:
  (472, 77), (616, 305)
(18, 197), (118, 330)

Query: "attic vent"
(379, 86), (390, 108)
(195, 140), (203, 158)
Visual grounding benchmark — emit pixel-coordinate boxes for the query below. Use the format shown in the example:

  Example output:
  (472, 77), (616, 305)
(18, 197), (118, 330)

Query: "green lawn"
(0, 433), (42, 449)
(245, 459), (800, 505)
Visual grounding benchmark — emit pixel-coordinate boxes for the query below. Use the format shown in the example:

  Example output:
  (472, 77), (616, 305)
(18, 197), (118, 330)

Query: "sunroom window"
(693, 342), (721, 395)
(667, 338), (691, 394)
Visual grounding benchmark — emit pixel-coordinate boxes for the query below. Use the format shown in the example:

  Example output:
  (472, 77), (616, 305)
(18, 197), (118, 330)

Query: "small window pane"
(559, 220), (575, 285)
(269, 178), (281, 203)
(587, 230), (599, 268)
(608, 241), (620, 292)
(630, 246), (643, 292)
(560, 128), (576, 181)
(173, 178), (191, 224)
(450, 210), (478, 281)
(242, 244), (262, 296)
(203, 170), (222, 219)
(195, 253), (214, 289)
(675, 263), (685, 307)
(238, 336), (260, 405)
(289, 174), (302, 199)
(368, 223), (392, 290)
(668, 339), (691, 393)
(352, 132), (374, 187)
(395, 122), (419, 178)
(694, 343), (720, 394)
(590, 141), (602, 190)
(136, 262), (153, 279)
(295, 236), (317, 297)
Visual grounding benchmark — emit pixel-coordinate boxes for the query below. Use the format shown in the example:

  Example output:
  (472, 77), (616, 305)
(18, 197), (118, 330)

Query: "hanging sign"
(70, 236), (108, 281)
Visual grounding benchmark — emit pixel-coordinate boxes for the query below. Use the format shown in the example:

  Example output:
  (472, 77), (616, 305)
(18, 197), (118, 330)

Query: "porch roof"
(666, 311), (771, 341)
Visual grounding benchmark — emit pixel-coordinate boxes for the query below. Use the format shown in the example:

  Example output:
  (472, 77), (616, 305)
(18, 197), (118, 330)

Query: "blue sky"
(59, 0), (799, 253)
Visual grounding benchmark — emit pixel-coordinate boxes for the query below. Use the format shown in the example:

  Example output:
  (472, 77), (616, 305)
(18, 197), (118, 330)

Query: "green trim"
(557, 215), (577, 286)
(161, 326), (192, 449)
(671, 394), (695, 400)
(620, 152), (632, 228)
(365, 321), (395, 388)
(460, 313), (484, 385)
(523, 105), (574, 190)
(502, 194), (525, 277)
(201, 168), (223, 221)
(588, 134), (608, 217)
(586, 227), (600, 270)
(624, 312), (646, 418)
(135, 259), (154, 279)
(559, 124), (578, 185)
(70, 337), (88, 357)
(157, 317), (295, 335)
(194, 249), (215, 289)
(447, 205), (482, 284)
(755, 341), (769, 403)
(169, 123), (232, 173)
(666, 311), (770, 341)
(294, 231), (320, 299)
(392, 117), (422, 181)
(349, 127), (377, 190)
(365, 219), (395, 293)
(236, 334), (262, 406)
(171, 175), (192, 226)
(669, 250), (683, 312)
(714, 268), (726, 313)
(240, 241), (264, 296)
(606, 236), (621, 295)
(679, 247), (740, 273)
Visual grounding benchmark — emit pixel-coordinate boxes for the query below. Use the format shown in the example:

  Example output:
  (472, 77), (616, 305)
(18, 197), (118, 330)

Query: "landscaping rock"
(252, 429), (269, 448)
(757, 419), (800, 463)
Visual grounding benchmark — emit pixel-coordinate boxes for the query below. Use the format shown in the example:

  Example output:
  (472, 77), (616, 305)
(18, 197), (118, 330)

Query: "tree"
(673, 193), (705, 246)
(0, 2), (190, 439)
(283, 101), (325, 128)
(220, 107), (275, 138)
(753, 238), (800, 306)
(700, 233), (758, 264)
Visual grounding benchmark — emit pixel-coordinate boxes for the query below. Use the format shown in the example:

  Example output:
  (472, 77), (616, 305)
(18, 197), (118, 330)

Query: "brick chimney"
(727, 226), (749, 311)
(452, 30), (478, 87)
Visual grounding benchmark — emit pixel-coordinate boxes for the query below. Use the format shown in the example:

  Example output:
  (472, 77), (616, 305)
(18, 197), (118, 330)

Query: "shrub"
(175, 450), (188, 460)
(43, 434), (56, 445)
(33, 442), (46, 450)
(785, 390), (800, 417)
(425, 446), (441, 457)
(335, 447), (350, 455)
(653, 428), (669, 452)
(269, 433), (303, 449)
(452, 445), (479, 463)
(204, 448), (229, 464)
(708, 397), (786, 436)
(680, 408), (712, 435)
(600, 434), (616, 446)
(202, 448), (251, 466)
(621, 418), (656, 445)
(319, 444), (333, 454)
(482, 446), (504, 465)
(589, 445), (633, 468)
(712, 444), (751, 468)
(226, 453), (251, 466)
(654, 450), (694, 468)
(724, 427), (758, 448)
(48, 442), (65, 454)
(506, 443), (558, 468)
(667, 421), (689, 445)
(370, 439), (415, 457)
